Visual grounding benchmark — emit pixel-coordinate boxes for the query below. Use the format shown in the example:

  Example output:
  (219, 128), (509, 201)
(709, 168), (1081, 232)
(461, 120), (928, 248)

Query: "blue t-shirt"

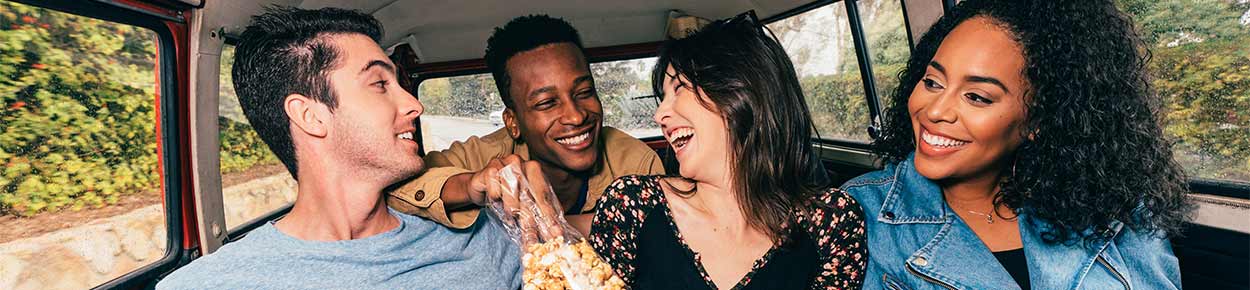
(156, 208), (521, 290)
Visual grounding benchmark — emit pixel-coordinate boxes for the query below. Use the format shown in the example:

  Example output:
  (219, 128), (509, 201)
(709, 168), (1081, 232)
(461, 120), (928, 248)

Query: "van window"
(1118, 0), (1250, 184)
(768, 2), (875, 142)
(217, 45), (295, 231)
(858, 0), (911, 111)
(417, 57), (662, 152)
(0, 1), (165, 288)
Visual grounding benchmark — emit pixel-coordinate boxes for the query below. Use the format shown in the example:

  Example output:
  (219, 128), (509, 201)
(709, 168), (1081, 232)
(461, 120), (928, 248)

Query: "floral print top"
(589, 175), (867, 290)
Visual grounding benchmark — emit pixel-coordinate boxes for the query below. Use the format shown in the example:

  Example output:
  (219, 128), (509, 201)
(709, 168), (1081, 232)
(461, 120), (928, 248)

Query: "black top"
(993, 248), (1030, 289)
(589, 175), (868, 290)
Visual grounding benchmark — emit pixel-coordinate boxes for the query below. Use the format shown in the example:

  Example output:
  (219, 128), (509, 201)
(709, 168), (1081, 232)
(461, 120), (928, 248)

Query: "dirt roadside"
(0, 164), (287, 244)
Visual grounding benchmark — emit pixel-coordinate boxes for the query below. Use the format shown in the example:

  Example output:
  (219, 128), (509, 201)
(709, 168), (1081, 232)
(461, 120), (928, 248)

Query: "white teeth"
(922, 130), (968, 148)
(556, 132), (590, 145)
(667, 127), (694, 144)
(397, 132), (413, 140)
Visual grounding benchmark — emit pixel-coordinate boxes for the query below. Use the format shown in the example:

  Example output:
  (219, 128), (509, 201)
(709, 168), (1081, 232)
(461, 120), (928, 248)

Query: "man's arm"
(386, 134), (499, 229)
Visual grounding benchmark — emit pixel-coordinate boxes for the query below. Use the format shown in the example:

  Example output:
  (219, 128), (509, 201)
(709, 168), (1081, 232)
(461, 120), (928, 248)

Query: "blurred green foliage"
(0, 2), (273, 217)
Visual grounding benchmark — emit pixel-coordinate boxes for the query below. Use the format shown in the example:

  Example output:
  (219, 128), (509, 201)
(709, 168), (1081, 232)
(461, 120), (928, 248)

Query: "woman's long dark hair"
(874, 0), (1192, 245)
(650, 12), (825, 241)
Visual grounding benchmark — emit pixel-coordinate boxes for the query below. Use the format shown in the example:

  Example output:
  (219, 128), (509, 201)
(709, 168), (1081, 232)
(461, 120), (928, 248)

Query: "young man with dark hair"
(156, 7), (520, 289)
(386, 15), (665, 233)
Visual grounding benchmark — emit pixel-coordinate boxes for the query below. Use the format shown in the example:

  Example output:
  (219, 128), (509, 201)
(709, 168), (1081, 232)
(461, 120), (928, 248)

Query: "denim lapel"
(877, 155), (949, 225)
(1020, 214), (1121, 290)
(879, 155), (1020, 289)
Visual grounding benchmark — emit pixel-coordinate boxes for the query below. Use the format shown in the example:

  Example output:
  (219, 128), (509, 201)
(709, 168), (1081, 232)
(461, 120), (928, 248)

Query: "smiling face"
(503, 42), (603, 173)
(654, 66), (731, 183)
(323, 33), (425, 183)
(909, 17), (1029, 183)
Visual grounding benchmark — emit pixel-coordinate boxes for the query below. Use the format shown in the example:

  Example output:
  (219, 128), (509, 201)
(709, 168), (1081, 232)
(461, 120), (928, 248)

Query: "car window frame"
(9, 0), (194, 289)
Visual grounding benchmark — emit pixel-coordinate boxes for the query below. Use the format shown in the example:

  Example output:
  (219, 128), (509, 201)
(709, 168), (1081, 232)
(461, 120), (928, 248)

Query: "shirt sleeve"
(798, 187), (868, 290)
(385, 134), (500, 229)
(589, 175), (660, 285)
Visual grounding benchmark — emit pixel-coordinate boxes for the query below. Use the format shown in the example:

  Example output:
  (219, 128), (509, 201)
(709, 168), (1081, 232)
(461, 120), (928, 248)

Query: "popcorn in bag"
(486, 164), (625, 290)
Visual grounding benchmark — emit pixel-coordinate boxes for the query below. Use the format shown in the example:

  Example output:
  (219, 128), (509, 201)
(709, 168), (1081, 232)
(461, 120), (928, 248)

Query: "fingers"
(522, 160), (564, 240)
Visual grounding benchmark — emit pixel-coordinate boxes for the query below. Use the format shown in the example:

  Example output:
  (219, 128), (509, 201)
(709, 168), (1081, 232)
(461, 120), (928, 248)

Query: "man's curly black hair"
(874, 0), (1192, 245)
(484, 15), (584, 108)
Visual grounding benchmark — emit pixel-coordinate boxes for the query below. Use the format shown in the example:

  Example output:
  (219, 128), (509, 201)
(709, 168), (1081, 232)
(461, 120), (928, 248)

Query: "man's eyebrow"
(527, 75), (594, 99)
(529, 86), (556, 98)
(360, 60), (395, 75)
(929, 61), (1011, 94)
(573, 75), (593, 86)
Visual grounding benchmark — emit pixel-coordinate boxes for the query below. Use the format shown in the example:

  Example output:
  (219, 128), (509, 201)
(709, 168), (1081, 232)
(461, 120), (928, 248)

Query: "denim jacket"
(842, 155), (1181, 290)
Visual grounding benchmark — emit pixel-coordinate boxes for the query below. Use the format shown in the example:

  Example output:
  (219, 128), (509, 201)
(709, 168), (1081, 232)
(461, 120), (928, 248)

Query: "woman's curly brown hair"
(873, 0), (1193, 245)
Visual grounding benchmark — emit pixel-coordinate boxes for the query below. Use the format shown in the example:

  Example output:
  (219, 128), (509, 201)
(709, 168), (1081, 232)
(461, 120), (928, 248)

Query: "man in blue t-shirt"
(157, 6), (522, 289)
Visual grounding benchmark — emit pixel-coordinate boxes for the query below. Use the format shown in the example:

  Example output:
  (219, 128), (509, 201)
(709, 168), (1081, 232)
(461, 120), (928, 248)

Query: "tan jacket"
(386, 126), (666, 229)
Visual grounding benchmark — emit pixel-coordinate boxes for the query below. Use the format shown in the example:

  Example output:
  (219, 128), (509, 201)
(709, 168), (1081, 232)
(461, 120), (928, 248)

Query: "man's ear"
(502, 108), (521, 140)
(284, 93), (331, 138)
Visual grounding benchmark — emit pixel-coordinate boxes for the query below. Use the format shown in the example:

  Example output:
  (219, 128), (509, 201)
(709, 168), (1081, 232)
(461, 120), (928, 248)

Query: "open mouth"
(667, 127), (694, 152)
(397, 131), (415, 142)
(920, 129), (969, 148)
(554, 128), (594, 151)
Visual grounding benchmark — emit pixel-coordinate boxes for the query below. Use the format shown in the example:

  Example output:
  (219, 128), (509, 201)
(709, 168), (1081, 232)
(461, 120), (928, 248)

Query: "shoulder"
(592, 175), (668, 233)
(796, 187), (866, 234)
(601, 127), (659, 163)
(598, 175), (666, 210)
(838, 163), (902, 212)
(155, 230), (280, 290)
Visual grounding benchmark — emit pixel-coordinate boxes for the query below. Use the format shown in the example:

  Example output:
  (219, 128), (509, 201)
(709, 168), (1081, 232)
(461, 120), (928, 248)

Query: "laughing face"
(503, 43), (603, 173)
(325, 33), (425, 183)
(909, 16), (1029, 183)
(654, 66), (731, 183)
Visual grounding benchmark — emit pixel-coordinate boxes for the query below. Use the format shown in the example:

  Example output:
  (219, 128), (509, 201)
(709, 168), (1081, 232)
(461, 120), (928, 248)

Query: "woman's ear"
(503, 108), (521, 140)
(285, 93), (330, 138)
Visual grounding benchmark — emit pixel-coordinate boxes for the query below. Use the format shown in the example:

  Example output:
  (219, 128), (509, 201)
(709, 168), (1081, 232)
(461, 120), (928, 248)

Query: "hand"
(464, 154), (524, 207)
(472, 155), (566, 243)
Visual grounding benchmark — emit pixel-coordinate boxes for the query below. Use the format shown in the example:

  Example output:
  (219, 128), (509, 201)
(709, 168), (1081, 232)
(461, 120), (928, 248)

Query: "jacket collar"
(881, 154), (1127, 289)
(878, 153), (950, 224)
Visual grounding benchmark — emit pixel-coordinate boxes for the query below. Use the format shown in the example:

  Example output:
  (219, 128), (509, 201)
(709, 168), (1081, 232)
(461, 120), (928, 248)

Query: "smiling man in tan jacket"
(386, 15), (664, 234)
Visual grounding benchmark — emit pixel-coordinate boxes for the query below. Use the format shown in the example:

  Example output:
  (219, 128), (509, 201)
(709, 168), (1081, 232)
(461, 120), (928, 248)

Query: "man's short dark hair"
(484, 15), (584, 108)
(233, 6), (382, 178)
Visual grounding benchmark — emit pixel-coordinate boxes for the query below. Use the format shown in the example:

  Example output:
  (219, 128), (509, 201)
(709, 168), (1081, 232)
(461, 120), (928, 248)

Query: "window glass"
(417, 57), (662, 152)
(217, 45), (295, 231)
(0, 1), (165, 289)
(767, 3), (871, 142)
(592, 57), (661, 138)
(416, 73), (503, 152)
(859, 0), (911, 111)
(1117, 0), (1250, 183)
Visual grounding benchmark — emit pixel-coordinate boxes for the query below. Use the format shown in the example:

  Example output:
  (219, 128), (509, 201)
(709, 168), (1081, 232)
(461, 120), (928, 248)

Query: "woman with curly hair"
(842, 0), (1192, 289)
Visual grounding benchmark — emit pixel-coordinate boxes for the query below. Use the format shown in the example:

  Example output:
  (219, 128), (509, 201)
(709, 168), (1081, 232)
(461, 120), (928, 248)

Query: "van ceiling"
(206, 0), (814, 63)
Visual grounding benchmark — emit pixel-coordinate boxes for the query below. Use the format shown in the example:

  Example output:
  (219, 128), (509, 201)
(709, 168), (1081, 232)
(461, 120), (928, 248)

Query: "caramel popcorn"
(522, 237), (625, 290)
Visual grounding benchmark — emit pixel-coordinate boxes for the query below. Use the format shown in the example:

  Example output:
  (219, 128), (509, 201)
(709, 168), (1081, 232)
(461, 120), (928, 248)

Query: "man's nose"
(399, 90), (423, 119)
(558, 101), (587, 126)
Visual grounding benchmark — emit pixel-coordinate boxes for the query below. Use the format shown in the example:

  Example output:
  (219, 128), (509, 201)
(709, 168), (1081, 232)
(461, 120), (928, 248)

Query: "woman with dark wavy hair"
(589, 11), (867, 290)
(842, 0), (1192, 289)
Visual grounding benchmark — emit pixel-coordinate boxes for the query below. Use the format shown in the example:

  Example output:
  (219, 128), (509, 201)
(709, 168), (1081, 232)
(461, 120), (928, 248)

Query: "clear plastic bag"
(486, 164), (625, 290)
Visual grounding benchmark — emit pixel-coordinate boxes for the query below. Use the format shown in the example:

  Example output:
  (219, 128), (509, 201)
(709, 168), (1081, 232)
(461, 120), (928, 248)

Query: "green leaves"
(0, 2), (185, 217)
